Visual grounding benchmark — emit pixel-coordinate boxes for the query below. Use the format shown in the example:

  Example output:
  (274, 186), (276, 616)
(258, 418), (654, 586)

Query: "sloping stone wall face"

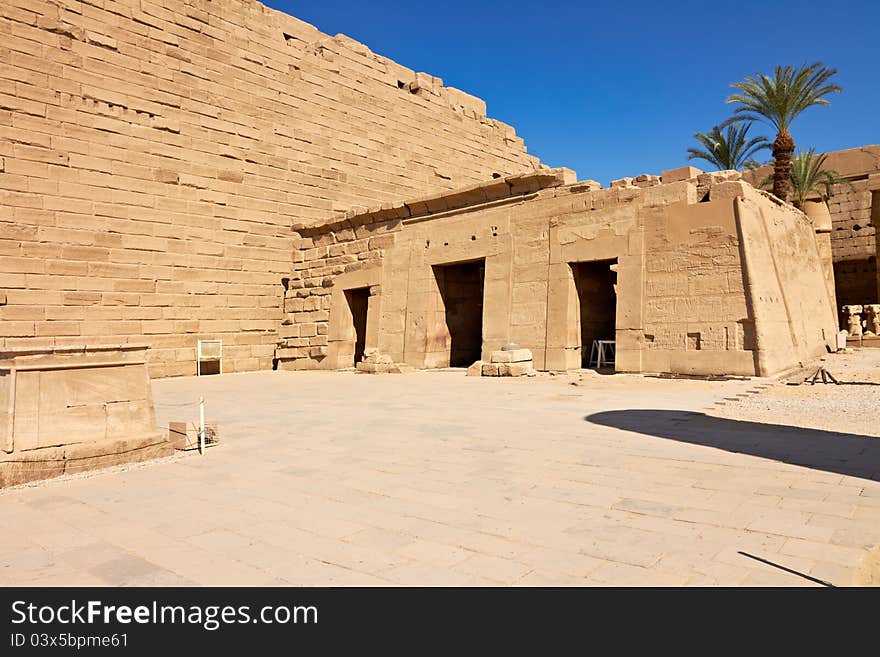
(747, 145), (880, 313)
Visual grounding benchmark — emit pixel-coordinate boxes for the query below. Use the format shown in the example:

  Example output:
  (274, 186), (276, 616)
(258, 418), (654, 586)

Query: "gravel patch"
(711, 349), (880, 437)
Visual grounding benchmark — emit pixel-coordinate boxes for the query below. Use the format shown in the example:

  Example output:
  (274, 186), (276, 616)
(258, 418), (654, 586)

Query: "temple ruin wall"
(282, 171), (837, 377)
(746, 145), (880, 312)
(822, 146), (880, 310)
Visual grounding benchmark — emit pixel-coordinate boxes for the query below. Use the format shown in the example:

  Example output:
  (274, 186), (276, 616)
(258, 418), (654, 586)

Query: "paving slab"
(1, 369), (878, 586)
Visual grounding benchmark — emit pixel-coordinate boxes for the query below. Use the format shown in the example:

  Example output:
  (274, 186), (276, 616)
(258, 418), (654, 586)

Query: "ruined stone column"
(864, 304), (880, 337)
(842, 305), (863, 337)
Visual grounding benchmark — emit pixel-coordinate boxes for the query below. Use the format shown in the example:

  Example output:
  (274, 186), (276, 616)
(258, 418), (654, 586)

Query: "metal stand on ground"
(588, 340), (616, 368)
(198, 396), (206, 455)
(806, 367), (840, 385)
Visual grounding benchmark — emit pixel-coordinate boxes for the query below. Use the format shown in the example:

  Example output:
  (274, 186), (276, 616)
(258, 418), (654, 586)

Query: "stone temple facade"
(0, 0), (873, 383)
(279, 168), (838, 378)
(0, 0), (872, 482)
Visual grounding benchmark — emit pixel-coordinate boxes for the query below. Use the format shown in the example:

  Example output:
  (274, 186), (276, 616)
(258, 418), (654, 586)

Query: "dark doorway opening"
(433, 260), (485, 366)
(344, 287), (369, 366)
(834, 258), (878, 320)
(572, 259), (617, 368)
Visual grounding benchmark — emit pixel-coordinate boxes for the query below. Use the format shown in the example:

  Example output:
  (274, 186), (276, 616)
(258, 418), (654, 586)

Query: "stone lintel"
(301, 168), (575, 236)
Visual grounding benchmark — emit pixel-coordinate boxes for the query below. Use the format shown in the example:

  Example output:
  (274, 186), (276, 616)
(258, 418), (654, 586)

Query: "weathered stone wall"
(746, 145), (880, 312)
(734, 187), (839, 375)
(637, 178), (754, 375)
(0, 343), (171, 487)
(0, 0), (541, 377)
(823, 146), (880, 309)
(282, 169), (837, 376)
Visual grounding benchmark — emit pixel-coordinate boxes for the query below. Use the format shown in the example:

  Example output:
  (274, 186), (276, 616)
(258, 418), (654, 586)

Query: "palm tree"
(789, 149), (852, 210)
(752, 148), (853, 210)
(727, 63), (842, 202)
(687, 121), (770, 171)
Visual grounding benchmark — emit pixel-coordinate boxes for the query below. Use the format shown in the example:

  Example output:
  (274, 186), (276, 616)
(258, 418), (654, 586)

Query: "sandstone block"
(498, 362), (535, 377)
(490, 348), (532, 363)
(0, 344), (170, 486)
(356, 361), (403, 373)
(709, 181), (748, 200)
(661, 165), (703, 183)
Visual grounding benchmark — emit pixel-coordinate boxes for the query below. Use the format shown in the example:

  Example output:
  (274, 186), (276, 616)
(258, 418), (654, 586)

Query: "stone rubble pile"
(467, 346), (537, 377)
(356, 348), (415, 374)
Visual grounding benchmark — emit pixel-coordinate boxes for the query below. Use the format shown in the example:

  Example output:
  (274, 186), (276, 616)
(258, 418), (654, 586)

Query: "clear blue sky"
(266, 0), (880, 184)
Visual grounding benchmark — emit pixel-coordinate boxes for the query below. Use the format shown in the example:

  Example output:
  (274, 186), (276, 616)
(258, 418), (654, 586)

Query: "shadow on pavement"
(586, 409), (880, 482)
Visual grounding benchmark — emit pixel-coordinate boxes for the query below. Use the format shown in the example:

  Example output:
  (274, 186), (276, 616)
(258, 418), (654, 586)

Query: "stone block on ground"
(481, 356), (535, 376)
(356, 353), (414, 373)
(490, 348), (533, 364)
(0, 344), (171, 486)
(498, 362), (536, 377)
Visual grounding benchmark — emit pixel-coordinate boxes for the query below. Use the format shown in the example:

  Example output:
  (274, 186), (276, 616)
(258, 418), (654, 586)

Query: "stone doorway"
(572, 259), (618, 368)
(432, 260), (485, 367)
(344, 287), (369, 366)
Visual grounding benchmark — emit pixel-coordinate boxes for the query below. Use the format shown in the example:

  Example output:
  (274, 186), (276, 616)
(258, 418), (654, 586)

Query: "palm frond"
(687, 121), (770, 171)
(788, 148), (854, 207)
(726, 63), (842, 133)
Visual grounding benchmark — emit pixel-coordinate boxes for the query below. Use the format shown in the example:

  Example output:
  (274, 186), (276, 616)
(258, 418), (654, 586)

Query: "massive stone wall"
(0, 0), (541, 377)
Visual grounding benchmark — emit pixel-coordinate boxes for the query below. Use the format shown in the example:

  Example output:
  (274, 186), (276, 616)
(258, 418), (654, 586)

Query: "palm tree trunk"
(772, 130), (795, 202)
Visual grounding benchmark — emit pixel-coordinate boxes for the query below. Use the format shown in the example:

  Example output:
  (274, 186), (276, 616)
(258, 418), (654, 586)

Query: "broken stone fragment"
(356, 358), (413, 374)
(498, 362), (534, 377)
(466, 361), (483, 376)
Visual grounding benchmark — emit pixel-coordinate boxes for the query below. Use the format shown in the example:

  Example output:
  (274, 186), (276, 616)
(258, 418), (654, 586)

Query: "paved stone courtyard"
(2, 369), (879, 586)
